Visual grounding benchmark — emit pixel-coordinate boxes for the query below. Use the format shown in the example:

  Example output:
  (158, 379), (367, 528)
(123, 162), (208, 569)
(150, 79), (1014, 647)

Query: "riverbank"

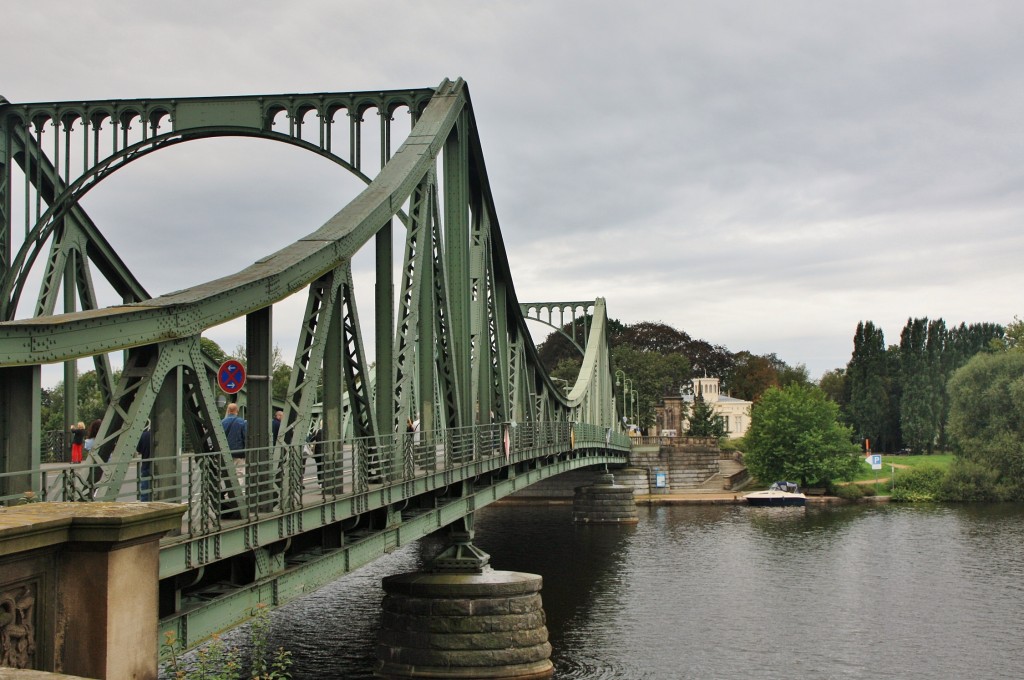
(496, 491), (892, 506)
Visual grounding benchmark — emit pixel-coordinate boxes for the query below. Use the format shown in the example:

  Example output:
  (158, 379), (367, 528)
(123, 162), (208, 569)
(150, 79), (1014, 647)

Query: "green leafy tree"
(817, 368), (848, 409)
(200, 336), (229, 366)
(723, 351), (778, 401)
(272, 361), (291, 403)
(610, 345), (691, 428)
(685, 393), (726, 437)
(939, 322), (1004, 448)
(777, 362), (810, 388)
(947, 350), (1024, 497)
(744, 384), (861, 488)
(1005, 316), (1024, 351)
(612, 321), (731, 378)
(41, 369), (120, 435)
(550, 357), (582, 387)
(536, 314), (626, 372)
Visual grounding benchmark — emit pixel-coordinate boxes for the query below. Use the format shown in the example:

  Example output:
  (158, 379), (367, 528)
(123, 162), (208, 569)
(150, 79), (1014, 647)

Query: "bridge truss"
(0, 79), (628, 649)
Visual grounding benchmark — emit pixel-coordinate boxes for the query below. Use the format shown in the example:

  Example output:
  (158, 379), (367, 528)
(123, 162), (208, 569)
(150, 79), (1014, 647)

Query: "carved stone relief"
(0, 582), (37, 669)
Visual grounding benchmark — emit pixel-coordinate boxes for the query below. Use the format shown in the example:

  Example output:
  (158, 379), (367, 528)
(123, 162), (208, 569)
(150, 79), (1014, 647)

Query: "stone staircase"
(697, 458), (750, 491)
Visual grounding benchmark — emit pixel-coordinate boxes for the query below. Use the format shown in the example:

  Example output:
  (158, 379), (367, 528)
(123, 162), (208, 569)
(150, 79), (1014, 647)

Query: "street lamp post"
(614, 370), (629, 429)
(614, 369), (625, 413)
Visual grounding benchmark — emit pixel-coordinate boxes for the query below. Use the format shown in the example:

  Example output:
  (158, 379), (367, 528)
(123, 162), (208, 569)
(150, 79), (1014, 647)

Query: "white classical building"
(655, 377), (752, 438)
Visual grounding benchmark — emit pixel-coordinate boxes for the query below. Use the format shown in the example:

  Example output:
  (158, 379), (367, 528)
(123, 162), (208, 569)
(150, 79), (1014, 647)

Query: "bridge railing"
(2, 421), (630, 533)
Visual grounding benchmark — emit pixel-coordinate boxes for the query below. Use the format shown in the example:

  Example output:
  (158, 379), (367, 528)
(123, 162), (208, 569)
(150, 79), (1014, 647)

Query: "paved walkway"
(636, 491), (747, 505)
(635, 490), (888, 505)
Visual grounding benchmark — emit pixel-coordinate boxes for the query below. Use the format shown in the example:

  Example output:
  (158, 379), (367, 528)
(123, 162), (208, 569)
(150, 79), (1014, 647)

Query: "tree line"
(539, 318), (810, 429)
(823, 318), (1005, 453)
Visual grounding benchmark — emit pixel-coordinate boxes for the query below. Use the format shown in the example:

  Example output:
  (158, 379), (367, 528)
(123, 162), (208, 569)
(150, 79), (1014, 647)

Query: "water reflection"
(170, 502), (1024, 679)
(473, 504), (636, 654)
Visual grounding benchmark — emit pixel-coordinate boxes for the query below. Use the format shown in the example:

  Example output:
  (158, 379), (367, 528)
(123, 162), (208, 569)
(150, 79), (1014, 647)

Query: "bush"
(161, 604), (292, 680)
(994, 479), (1024, 502)
(939, 459), (1000, 502)
(891, 463), (945, 502)
(721, 437), (745, 453)
(860, 484), (876, 497)
(835, 484), (864, 500)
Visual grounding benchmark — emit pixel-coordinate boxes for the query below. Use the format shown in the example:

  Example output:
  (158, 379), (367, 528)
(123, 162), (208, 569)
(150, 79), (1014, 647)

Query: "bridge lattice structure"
(0, 79), (629, 649)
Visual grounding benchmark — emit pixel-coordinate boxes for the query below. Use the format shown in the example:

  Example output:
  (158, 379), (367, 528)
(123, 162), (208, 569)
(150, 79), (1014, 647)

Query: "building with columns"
(655, 377), (752, 438)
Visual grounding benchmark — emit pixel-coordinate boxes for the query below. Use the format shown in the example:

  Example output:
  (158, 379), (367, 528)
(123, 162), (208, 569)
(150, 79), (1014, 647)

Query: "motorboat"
(744, 481), (807, 507)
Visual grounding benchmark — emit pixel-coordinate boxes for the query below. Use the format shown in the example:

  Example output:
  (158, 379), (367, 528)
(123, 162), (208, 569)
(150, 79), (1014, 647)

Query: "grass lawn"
(848, 453), (955, 494)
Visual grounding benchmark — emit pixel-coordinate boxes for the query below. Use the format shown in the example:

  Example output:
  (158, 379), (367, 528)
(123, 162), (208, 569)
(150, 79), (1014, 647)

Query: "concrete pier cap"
(0, 502), (186, 679)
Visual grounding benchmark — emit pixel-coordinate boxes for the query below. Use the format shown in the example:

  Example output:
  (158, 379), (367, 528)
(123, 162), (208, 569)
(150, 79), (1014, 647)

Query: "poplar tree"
(847, 321), (894, 451)
(899, 318), (929, 452)
(925, 318), (948, 449)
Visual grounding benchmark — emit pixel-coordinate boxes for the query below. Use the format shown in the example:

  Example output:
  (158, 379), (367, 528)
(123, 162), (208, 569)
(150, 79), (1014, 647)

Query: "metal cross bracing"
(0, 79), (629, 651)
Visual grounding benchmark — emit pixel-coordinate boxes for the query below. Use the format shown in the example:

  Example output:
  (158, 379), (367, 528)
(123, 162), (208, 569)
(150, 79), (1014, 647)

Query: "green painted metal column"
(62, 249), (78, 448)
(323, 290), (345, 492)
(444, 113), (470, 428)
(376, 221), (394, 443)
(151, 365), (182, 502)
(0, 102), (9, 276)
(247, 307), (273, 504)
(0, 365), (41, 500)
(418, 210), (436, 437)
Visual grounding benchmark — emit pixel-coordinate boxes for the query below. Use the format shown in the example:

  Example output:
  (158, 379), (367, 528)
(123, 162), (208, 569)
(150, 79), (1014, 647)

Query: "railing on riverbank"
(632, 434), (723, 447)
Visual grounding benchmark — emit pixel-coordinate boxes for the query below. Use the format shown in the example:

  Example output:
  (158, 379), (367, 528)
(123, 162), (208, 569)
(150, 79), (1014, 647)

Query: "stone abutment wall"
(508, 438), (724, 498)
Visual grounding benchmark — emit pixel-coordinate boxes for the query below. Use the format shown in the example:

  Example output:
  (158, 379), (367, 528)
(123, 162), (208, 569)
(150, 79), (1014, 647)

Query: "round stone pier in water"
(375, 568), (553, 679)
(572, 472), (639, 524)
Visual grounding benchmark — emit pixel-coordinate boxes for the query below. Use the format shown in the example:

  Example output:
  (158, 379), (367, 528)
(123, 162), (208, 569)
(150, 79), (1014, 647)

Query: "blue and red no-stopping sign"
(218, 360), (246, 394)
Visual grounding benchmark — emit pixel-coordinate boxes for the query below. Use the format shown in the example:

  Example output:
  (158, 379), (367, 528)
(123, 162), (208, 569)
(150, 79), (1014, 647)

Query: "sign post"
(217, 360), (246, 394)
(870, 454), (882, 488)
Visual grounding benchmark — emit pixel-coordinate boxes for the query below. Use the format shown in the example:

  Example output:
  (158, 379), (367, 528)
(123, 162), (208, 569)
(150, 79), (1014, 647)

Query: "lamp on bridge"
(614, 369), (625, 426)
(614, 370), (632, 431)
(623, 379), (633, 424)
(630, 389), (639, 432)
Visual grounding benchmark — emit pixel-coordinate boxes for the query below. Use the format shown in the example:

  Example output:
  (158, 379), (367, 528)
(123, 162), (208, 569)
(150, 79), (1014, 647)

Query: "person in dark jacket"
(222, 402), (247, 474)
(272, 409), (283, 446)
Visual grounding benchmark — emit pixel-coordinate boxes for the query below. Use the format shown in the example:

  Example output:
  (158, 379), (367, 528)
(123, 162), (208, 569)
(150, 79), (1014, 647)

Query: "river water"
(203, 502), (1024, 679)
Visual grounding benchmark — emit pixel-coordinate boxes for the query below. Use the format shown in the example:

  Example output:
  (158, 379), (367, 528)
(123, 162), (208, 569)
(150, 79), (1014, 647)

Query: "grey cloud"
(5, 1), (1024, 380)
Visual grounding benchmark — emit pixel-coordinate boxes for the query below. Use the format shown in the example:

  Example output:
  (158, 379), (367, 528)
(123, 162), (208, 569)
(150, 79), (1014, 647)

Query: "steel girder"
(0, 81), (633, 658)
(0, 77), (621, 513)
(4, 79), (614, 462)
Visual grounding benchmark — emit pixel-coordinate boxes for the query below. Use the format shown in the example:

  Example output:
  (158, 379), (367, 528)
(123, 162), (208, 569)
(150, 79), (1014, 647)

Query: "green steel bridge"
(0, 79), (629, 650)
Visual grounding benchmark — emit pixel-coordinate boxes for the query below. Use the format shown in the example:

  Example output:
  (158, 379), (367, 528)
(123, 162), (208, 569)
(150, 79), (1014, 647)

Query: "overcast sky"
(5, 1), (1023, 384)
